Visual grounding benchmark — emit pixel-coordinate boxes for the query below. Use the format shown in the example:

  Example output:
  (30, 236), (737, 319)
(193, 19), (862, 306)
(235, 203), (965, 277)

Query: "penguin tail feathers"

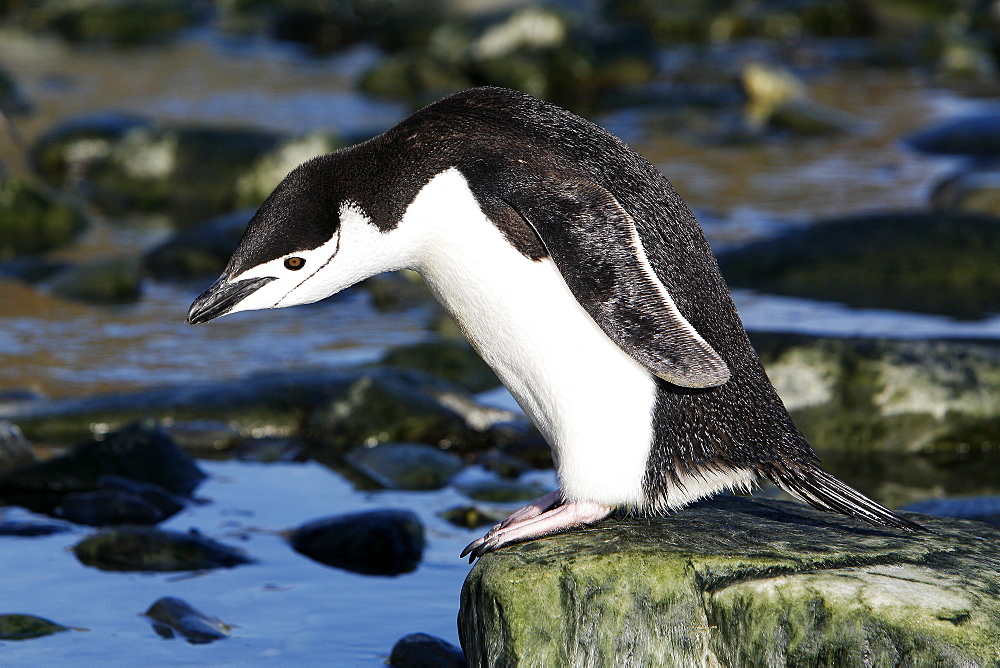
(768, 464), (925, 532)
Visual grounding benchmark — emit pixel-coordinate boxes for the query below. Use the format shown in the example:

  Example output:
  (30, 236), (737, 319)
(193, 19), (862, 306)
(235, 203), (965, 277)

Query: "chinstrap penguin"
(187, 87), (922, 560)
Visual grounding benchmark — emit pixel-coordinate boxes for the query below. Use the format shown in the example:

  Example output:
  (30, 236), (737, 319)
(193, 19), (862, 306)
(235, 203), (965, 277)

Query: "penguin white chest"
(400, 169), (657, 507)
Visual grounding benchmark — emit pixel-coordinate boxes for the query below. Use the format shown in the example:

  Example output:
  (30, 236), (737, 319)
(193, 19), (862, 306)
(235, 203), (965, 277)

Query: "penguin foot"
(461, 491), (612, 562)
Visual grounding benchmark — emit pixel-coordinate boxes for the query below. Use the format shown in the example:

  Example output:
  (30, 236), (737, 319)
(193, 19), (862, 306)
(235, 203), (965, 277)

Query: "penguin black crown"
(188, 87), (921, 559)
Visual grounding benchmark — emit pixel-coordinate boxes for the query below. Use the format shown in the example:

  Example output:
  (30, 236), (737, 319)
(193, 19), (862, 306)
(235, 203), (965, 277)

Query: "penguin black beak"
(187, 276), (277, 325)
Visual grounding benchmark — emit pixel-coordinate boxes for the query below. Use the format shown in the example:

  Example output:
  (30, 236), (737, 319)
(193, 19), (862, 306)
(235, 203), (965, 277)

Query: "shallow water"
(1, 26), (998, 666)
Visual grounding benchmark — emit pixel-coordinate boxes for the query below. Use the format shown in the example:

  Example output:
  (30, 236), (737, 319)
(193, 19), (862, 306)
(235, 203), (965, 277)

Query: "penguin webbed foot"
(460, 490), (612, 562)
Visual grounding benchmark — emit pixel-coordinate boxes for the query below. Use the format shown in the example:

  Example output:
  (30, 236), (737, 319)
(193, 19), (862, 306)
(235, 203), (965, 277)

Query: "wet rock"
(55, 476), (186, 526)
(460, 496), (1000, 666)
(440, 505), (510, 530)
(0, 519), (72, 537)
(740, 61), (855, 136)
(360, 5), (655, 113)
(0, 65), (31, 114)
(34, 116), (338, 222)
(288, 509), (424, 575)
(0, 420), (34, 472)
(390, 632), (467, 668)
(0, 420), (205, 514)
(144, 597), (230, 644)
(43, 254), (143, 305)
(0, 614), (70, 641)
(472, 450), (531, 479)
(455, 479), (551, 504)
(931, 162), (1000, 216)
(381, 340), (499, 393)
(0, 176), (88, 260)
(902, 496), (1000, 528)
(144, 210), (250, 280)
(25, 0), (208, 45)
(74, 527), (253, 572)
(751, 333), (1000, 461)
(718, 212), (1000, 319)
(303, 368), (516, 455)
(905, 114), (1000, 157)
(346, 442), (464, 491)
(362, 270), (434, 311)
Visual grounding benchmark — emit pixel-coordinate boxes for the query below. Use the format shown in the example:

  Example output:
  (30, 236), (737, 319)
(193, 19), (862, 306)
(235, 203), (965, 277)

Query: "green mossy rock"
(753, 334), (1000, 460)
(25, 0), (208, 45)
(0, 176), (88, 260)
(718, 212), (1000, 319)
(0, 614), (70, 641)
(381, 340), (500, 393)
(74, 526), (253, 572)
(460, 496), (1000, 666)
(44, 254), (143, 304)
(346, 442), (464, 490)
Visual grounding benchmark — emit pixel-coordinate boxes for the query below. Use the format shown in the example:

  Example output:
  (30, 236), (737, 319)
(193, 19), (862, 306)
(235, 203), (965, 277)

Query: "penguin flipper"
(504, 179), (730, 388)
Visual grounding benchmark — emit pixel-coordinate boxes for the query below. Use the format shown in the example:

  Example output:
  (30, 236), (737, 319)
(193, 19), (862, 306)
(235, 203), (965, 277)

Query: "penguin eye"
(284, 257), (305, 271)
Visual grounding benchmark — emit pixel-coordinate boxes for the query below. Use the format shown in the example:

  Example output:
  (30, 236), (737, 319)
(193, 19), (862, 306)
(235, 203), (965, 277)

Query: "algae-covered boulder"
(718, 212), (1000, 319)
(460, 496), (1000, 666)
(0, 176), (88, 260)
(33, 116), (340, 222)
(752, 334), (1000, 462)
(24, 0), (208, 45)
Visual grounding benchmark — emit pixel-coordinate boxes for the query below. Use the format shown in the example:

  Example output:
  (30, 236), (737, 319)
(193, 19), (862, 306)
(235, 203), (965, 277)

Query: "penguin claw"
(461, 490), (564, 561)
(461, 497), (612, 562)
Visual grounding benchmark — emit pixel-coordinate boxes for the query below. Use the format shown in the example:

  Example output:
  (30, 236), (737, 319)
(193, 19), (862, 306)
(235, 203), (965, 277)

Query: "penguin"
(187, 87), (922, 560)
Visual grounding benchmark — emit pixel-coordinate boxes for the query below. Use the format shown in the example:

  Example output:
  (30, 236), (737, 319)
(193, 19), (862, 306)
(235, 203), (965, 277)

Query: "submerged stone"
(0, 614), (70, 641)
(439, 505), (511, 530)
(0, 520), (72, 537)
(0, 420), (34, 472)
(460, 496), (1000, 666)
(455, 479), (552, 504)
(55, 476), (185, 526)
(144, 597), (230, 644)
(345, 442), (464, 490)
(288, 509), (425, 575)
(718, 211), (1000, 319)
(381, 340), (500, 393)
(74, 527), (253, 572)
(0, 420), (205, 514)
(389, 632), (467, 668)
(0, 176), (88, 260)
(43, 254), (143, 305)
(905, 113), (1000, 157)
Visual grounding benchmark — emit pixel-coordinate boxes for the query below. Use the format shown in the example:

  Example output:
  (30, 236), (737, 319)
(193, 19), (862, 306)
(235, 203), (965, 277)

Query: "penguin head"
(187, 154), (413, 324)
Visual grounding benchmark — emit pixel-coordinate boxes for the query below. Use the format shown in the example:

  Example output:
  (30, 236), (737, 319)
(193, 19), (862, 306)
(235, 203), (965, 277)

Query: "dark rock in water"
(0, 420), (205, 514)
(144, 597), (230, 644)
(0, 614), (70, 641)
(0, 520), (72, 537)
(390, 632), (467, 668)
(32, 111), (152, 184)
(905, 114), (1000, 157)
(460, 496), (1000, 666)
(0, 420), (34, 472)
(144, 209), (250, 280)
(43, 254), (143, 305)
(931, 162), (1000, 217)
(361, 271), (433, 311)
(55, 475), (186, 526)
(455, 480), (552, 504)
(903, 496), (1000, 528)
(24, 0), (209, 45)
(0, 176), (88, 259)
(439, 505), (511, 530)
(304, 368), (516, 455)
(288, 509), (424, 576)
(718, 212), (1000, 319)
(346, 442), (464, 491)
(74, 527), (253, 572)
(381, 340), (500, 393)
(33, 113), (339, 221)
(472, 450), (531, 480)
